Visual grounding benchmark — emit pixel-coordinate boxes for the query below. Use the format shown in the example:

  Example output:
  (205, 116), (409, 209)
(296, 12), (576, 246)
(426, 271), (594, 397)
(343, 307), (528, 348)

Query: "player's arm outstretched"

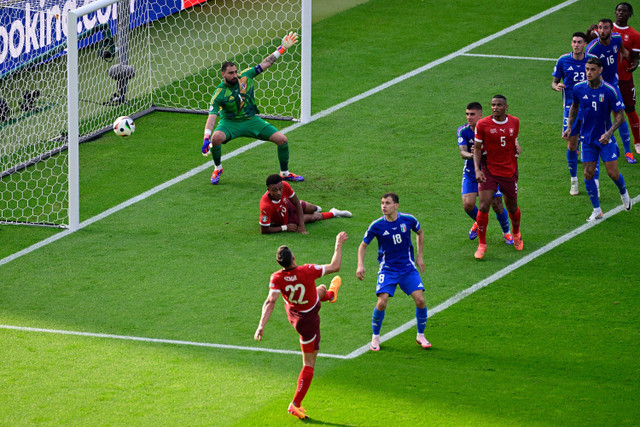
(254, 290), (280, 341)
(256, 32), (298, 73)
(322, 232), (349, 274)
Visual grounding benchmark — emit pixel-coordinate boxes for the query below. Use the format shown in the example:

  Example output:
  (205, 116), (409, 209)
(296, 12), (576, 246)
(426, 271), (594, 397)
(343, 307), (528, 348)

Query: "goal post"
(1, 0), (310, 229)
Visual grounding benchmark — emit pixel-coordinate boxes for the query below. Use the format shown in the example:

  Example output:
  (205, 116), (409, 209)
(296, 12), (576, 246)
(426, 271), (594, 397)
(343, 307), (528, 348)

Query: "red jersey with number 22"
(269, 264), (325, 312)
(474, 114), (520, 178)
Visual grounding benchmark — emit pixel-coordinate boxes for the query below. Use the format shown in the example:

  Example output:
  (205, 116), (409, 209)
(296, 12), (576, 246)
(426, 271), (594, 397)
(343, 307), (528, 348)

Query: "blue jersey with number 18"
(362, 213), (421, 273)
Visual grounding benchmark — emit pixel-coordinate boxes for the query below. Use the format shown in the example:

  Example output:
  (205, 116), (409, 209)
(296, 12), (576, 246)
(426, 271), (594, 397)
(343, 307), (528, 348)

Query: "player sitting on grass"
(259, 174), (351, 234)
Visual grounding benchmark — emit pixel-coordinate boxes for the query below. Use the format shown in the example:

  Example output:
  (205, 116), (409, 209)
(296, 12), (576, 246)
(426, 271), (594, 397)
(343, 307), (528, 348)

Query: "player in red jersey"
(473, 95), (523, 259)
(254, 231), (348, 420)
(614, 2), (640, 155)
(259, 174), (351, 234)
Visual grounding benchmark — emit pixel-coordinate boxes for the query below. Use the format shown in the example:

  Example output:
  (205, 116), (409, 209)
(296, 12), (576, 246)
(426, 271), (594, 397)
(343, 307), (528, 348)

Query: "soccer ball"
(113, 116), (135, 137)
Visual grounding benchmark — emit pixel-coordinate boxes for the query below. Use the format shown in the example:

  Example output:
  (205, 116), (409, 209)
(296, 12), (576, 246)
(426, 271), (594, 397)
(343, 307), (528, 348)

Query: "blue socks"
(466, 206), (478, 221)
(372, 307), (385, 335)
(585, 178), (600, 209)
(567, 149), (578, 178)
(416, 307), (428, 334)
(615, 174), (627, 195)
(496, 209), (510, 234)
(619, 121), (632, 154)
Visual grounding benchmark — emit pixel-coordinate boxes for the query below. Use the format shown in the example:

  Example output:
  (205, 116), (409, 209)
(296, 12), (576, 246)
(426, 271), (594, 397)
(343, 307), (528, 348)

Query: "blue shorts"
(581, 140), (620, 163)
(461, 172), (503, 197)
(376, 269), (424, 296)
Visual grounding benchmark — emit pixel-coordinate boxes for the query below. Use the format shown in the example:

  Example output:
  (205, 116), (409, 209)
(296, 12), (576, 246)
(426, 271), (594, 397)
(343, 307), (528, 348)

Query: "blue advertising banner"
(0, 0), (185, 78)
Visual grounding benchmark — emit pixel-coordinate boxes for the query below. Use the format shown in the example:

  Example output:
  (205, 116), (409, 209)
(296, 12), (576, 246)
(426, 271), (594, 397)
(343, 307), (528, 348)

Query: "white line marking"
(343, 195), (640, 359)
(462, 53), (557, 62)
(3, 198), (634, 360)
(0, 325), (349, 359)
(0, 0), (585, 359)
(0, 0), (581, 269)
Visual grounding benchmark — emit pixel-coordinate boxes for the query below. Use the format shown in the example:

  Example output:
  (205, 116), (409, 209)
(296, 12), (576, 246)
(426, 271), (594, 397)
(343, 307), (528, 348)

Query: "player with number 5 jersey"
(473, 95), (523, 260)
(356, 192), (430, 352)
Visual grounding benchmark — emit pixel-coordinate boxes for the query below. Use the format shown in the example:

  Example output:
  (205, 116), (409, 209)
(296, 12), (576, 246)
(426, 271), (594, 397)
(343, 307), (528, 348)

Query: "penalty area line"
(343, 196), (640, 359)
(0, 324), (349, 360)
(2, 197), (635, 360)
(0, 0), (579, 268)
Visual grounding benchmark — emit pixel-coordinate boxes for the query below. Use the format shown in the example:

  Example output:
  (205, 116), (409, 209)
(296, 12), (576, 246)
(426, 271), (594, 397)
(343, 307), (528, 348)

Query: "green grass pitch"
(1, 0), (639, 425)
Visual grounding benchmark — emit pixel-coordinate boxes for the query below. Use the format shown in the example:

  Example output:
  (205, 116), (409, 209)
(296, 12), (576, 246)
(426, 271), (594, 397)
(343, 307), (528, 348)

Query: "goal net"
(0, 0), (306, 228)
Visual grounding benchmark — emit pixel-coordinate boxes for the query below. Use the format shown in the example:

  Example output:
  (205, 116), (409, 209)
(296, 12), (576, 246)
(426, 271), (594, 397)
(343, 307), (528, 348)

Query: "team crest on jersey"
(400, 224), (407, 233)
(240, 82), (246, 90)
(509, 128), (514, 136)
(490, 128), (497, 134)
(614, 46), (618, 53)
(599, 94), (605, 102)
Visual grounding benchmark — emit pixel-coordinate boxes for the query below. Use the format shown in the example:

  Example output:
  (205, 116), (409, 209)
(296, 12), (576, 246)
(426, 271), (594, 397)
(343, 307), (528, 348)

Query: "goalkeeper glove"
(202, 137), (211, 156)
(276, 31), (298, 55)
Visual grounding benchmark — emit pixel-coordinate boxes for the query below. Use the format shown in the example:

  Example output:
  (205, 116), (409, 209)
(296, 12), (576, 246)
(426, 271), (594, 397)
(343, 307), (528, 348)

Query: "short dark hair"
(276, 245), (293, 268)
(587, 56), (603, 68)
(266, 174), (283, 186)
(492, 94), (507, 103)
(382, 192), (399, 203)
(221, 61), (236, 72)
(572, 31), (587, 41)
(616, 2), (633, 16)
(466, 102), (482, 111)
(599, 18), (614, 27)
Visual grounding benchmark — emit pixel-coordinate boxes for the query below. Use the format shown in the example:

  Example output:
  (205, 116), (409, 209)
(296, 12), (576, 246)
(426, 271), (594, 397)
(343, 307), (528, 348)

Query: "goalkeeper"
(201, 32), (304, 185)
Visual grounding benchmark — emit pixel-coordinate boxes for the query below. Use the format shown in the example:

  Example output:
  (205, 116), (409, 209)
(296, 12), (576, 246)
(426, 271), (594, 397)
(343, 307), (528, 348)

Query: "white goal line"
(0, 0), (580, 269)
(0, 0), (587, 358)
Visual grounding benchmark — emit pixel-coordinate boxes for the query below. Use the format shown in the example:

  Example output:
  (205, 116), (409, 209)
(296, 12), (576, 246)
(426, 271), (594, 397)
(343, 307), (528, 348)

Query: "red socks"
(321, 212), (334, 220)
(476, 211), (489, 245)
(509, 207), (521, 235)
(292, 365), (314, 407)
(321, 291), (334, 302)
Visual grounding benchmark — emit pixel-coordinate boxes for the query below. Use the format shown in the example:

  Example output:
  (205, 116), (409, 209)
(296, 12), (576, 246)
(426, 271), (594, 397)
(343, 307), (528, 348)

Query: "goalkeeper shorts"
(216, 116), (279, 142)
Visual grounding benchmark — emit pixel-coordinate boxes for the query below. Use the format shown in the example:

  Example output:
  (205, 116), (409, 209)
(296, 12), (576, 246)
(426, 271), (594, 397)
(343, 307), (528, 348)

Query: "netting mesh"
(0, 0), (302, 226)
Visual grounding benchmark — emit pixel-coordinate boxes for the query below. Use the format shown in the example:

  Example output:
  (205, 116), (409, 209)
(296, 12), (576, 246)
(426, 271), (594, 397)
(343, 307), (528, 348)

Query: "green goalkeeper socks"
(212, 144), (222, 166)
(277, 142), (289, 172)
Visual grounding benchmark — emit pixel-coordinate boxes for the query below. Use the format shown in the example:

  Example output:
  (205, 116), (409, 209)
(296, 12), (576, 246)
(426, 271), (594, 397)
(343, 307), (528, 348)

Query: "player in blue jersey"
(457, 102), (512, 244)
(553, 32), (593, 195)
(563, 57), (632, 221)
(356, 193), (430, 351)
(586, 19), (636, 164)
